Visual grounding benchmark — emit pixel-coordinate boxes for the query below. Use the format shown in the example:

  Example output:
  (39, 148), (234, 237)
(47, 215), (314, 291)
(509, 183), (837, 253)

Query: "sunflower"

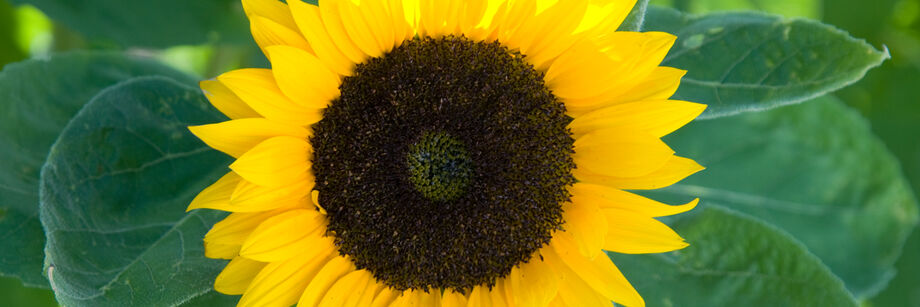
(187, 0), (705, 306)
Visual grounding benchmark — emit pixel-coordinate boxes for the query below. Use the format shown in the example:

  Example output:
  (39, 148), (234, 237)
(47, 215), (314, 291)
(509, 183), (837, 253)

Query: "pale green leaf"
(614, 206), (858, 307)
(40, 76), (237, 306)
(618, 0), (650, 31)
(0, 52), (194, 288)
(648, 96), (919, 297)
(644, 7), (889, 119)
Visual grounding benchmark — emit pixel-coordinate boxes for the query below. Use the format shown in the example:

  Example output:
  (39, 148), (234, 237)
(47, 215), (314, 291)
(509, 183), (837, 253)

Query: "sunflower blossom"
(187, 0), (706, 306)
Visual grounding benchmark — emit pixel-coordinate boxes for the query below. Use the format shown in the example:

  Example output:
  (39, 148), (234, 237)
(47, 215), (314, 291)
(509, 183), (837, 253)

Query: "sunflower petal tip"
(685, 198), (700, 209)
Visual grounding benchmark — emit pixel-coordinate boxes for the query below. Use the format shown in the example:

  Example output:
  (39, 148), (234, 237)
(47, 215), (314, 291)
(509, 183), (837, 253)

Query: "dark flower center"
(310, 35), (575, 292)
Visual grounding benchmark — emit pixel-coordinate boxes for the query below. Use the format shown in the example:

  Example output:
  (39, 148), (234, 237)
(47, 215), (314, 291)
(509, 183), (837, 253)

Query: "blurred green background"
(0, 0), (917, 306)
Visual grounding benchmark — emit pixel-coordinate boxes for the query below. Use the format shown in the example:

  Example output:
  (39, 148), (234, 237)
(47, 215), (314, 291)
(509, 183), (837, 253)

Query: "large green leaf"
(647, 96), (919, 297)
(644, 7), (888, 119)
(9, 0), (248, 48)
(40, 76), (237, 306)
(0, 52), (194, 288)
(614, 206), (857, 307)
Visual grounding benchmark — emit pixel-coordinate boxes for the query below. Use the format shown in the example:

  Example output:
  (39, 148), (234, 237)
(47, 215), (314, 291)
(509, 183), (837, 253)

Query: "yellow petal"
(361, 0), (397, 51)
(205, 241), (241, 260)
(388, 0), (414, 45)
(250, 15), (313, 57)
(523, 1), (590, 70)
(189, 118), (310, 158)
(229, 177), (312, 212)
(549, 32), (675, 107)
(490, 279), (511, 307)
(554, 273), (617, 307)
(467, 286), (492, 307)
(299, 256), (356, 307)
(215, 256), (267, 295)
(562, 196), (608, 258)
(610, 67), (686, 104)
(569, 183), (698, 217)
(242, 0), (298, 30)
(573, 128), (674, 178)
(393, 289), (442, 306)
(267, 45), (340, 108)
(309, 0), (368, 64)
(459, 0), (488, 34)
(546, 295), (567, 307)
(239, 255), (331, 307)
(318, 269), (376, 307)
(560, 32), (678, 111)
(240, 209), (328, 262)
(218, 69), (322, 125)
(442, 289), (469, 307)
(495, 0), (537, 43)
(354, 276), (386, 307)
(229, 136), (311, 188)
(509, 253), (558, 307)
(569, 100), (706, 138)
(602, 207), (689, 254)
(542, 241), (604, 307)
(507, 0), (587, 61)
(574, 0), (637, 35)
(544, 41), (622, 100)
(205, 209), (286, 246)
(370, 287), (401, 307)
(574, 155), (704, 190)
(549, 234), (644, 307)
(417, 0), (442, 37)
(337, 0), (385, 57)
(188, 172), (240, 212)
(289, 0), (358, 75)
(200, 80), (260, 120)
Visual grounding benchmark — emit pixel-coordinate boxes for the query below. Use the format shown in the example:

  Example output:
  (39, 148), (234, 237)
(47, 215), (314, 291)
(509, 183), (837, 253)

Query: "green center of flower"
(310, 35), (575, 292)
(407, 131), (473, 202)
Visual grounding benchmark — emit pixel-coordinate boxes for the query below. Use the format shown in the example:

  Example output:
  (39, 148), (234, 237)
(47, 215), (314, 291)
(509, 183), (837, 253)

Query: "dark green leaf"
(9, 0), (249, 48)
(644, 6), (889, 119)
(614, 206), (858, 307)
(618, 0), (650, 31)
(0, 276), (57, 307)
(40, 76), (234, 306)
(869, 224), (920, 307)
(0, 0), (25, 67)
(647, 96), (919, 297)
(0, 52), (194, 288)
(821, 0), (920, 302)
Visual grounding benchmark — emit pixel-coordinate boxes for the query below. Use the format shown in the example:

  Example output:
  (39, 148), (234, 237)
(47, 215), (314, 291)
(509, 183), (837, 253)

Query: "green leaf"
(9, 0), (248, 48)
(643, 6), (889, 119)
(618, 0), (650, 31)
(869, 224), (920, 306)
(613, 206), (858, 307)
(0, 276), (57, 307)
(40, 76), (237, 306)
(0, 0), (25, 67)
(0, 52), (194, 288)
(648, 96), (919, 297)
